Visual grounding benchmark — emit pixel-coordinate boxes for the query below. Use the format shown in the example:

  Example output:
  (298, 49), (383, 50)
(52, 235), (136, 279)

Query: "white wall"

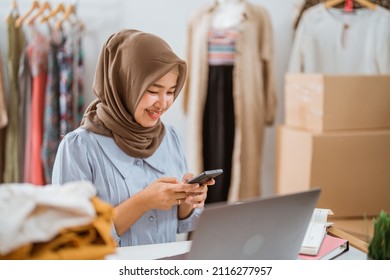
(0, 0), (296, 196)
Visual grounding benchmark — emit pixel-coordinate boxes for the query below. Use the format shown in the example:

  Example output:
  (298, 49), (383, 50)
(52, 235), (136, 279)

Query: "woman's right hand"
(141, 177), (195, 211)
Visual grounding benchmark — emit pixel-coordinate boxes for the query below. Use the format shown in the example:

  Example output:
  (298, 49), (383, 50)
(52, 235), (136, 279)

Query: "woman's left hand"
(178, 173), (215, 213)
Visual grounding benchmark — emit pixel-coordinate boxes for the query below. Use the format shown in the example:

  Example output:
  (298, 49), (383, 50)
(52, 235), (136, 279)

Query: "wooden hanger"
(15, 0), (40, 27)
(56, 4), (75, 29)
(40, 3), (65, 23)
(56, 4), (85, 30)
(5, 0), (19, 21)
(26, 2), (52, 25)
(11, 0), (18, 10)
(324, 0), (377, 10)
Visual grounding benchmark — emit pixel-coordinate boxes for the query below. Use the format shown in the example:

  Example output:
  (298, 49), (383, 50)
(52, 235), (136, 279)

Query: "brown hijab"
(81, 29), (187, 158)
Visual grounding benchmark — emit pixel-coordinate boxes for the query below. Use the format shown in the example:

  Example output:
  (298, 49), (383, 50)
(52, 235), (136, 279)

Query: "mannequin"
(211, 0), (245, 29)
(183, 0), (277, 203)
(202, 0), (244, 203)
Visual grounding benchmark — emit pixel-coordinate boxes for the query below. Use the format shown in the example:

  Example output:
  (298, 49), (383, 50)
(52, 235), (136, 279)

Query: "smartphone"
(187, 169), (223, 185)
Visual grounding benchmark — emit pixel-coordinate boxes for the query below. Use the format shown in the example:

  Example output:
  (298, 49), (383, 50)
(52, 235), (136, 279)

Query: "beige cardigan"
(183, 2), (277, 201)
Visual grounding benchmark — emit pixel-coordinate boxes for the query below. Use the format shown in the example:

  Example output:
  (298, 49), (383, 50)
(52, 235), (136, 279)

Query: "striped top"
(208, 28), (240, 65)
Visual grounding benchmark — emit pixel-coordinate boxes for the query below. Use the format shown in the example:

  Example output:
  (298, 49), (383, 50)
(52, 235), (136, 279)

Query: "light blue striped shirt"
(52, 125), (202, 247)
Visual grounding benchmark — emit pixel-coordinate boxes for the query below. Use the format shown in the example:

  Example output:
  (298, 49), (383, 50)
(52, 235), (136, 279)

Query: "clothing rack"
(0, 0), (85, 185)
(13, 1), (80, 29)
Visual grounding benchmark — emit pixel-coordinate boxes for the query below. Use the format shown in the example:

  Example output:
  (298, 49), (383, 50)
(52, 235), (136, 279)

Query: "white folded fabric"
(0, 181), (97, 255)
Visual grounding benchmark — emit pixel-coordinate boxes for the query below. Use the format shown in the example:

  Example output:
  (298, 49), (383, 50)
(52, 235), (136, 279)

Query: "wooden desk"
(327, 226), (369, 254)
(106, 241), (192, 260)
(328, 216), (374, 244)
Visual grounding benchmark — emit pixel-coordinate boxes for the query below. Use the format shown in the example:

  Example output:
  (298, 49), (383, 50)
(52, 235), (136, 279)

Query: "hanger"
(26, 2), (52, 25)
(55, 4), (75, 29)
(40, 3), (65, 23)
(324, 0), (377, 10)
(11, 0), (18, 10)
(56, 4), (85, 30)
(6, 0), (19, 20)
(15, 0), (40, 27)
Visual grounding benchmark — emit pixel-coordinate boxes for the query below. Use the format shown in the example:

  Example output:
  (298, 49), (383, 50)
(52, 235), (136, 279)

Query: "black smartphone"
(187, 169), (223, 185)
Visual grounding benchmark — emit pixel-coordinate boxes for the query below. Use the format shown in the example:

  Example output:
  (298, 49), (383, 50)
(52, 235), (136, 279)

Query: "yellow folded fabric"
(1, 197), (117, 260)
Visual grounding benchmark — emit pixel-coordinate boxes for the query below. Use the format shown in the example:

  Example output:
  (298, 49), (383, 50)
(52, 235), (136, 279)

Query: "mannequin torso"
(211, 0), (245, 29)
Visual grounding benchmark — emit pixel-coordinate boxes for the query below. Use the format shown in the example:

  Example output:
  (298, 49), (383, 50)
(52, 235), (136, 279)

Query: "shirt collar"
(143, 140), (167, 174)
(93, 133), (166, 179)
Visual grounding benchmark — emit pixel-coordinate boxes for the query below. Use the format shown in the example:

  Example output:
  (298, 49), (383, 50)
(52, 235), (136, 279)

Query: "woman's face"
(134, 71), (178, 127)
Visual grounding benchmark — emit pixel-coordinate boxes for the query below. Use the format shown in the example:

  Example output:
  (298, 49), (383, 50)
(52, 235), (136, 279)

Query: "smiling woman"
(135, 71), (178, 127)
(51, 29), (215, 247)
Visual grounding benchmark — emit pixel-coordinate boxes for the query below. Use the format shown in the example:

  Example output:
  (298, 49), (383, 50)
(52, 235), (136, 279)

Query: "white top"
(211, 0), (245, 29)
(288, 4), (390, 74)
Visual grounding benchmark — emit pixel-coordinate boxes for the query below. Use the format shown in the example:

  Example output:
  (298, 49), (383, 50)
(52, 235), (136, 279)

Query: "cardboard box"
(275, 125), (390, 217)
(285, 74), (390, 132)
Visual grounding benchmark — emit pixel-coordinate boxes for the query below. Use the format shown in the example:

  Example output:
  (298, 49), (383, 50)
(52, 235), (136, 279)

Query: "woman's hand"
(177, 173), (215, 219)
(141, 177), (191, 211)
(113, 176), (202, 236)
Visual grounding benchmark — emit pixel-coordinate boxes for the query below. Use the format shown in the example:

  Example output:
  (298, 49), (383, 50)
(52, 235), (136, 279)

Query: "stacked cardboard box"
(276, 74), (390, 217)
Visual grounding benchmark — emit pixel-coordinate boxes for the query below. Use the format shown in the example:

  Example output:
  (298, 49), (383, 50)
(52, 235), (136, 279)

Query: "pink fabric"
(29, 74), (47, 185)
(24, 28), (49, 186)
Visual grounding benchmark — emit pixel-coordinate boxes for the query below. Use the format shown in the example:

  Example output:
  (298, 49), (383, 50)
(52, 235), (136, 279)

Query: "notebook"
(162, 188), (321, 260)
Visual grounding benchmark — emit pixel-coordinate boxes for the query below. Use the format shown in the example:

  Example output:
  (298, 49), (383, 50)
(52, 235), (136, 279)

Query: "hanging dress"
(18, 37), (32, 182)
(41, 28), (62, 184)
(0, 47), (7, 184)
(183, 3), (277, 202)
(24, 26), (49, 185)
(3, 12), (25, 183)
(57, 20), (84, 137)
(202, 28), (238, 203)
(288, 4), (390, 73)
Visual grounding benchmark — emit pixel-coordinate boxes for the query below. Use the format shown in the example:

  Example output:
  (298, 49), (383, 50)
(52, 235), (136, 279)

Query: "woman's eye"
(166, 91), (174, 95)
(147, 90), (158, 94)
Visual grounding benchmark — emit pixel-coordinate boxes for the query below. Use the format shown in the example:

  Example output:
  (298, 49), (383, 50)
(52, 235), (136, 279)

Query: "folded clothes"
(0, 181), (98, 255)
(1, 197), (117, 260)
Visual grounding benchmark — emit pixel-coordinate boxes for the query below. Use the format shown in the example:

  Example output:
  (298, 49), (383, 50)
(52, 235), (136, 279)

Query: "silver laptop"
(164, 189), (320, 260)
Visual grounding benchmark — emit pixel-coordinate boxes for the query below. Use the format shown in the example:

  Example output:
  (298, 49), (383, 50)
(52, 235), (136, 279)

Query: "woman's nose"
(156, 93), (167, 109)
